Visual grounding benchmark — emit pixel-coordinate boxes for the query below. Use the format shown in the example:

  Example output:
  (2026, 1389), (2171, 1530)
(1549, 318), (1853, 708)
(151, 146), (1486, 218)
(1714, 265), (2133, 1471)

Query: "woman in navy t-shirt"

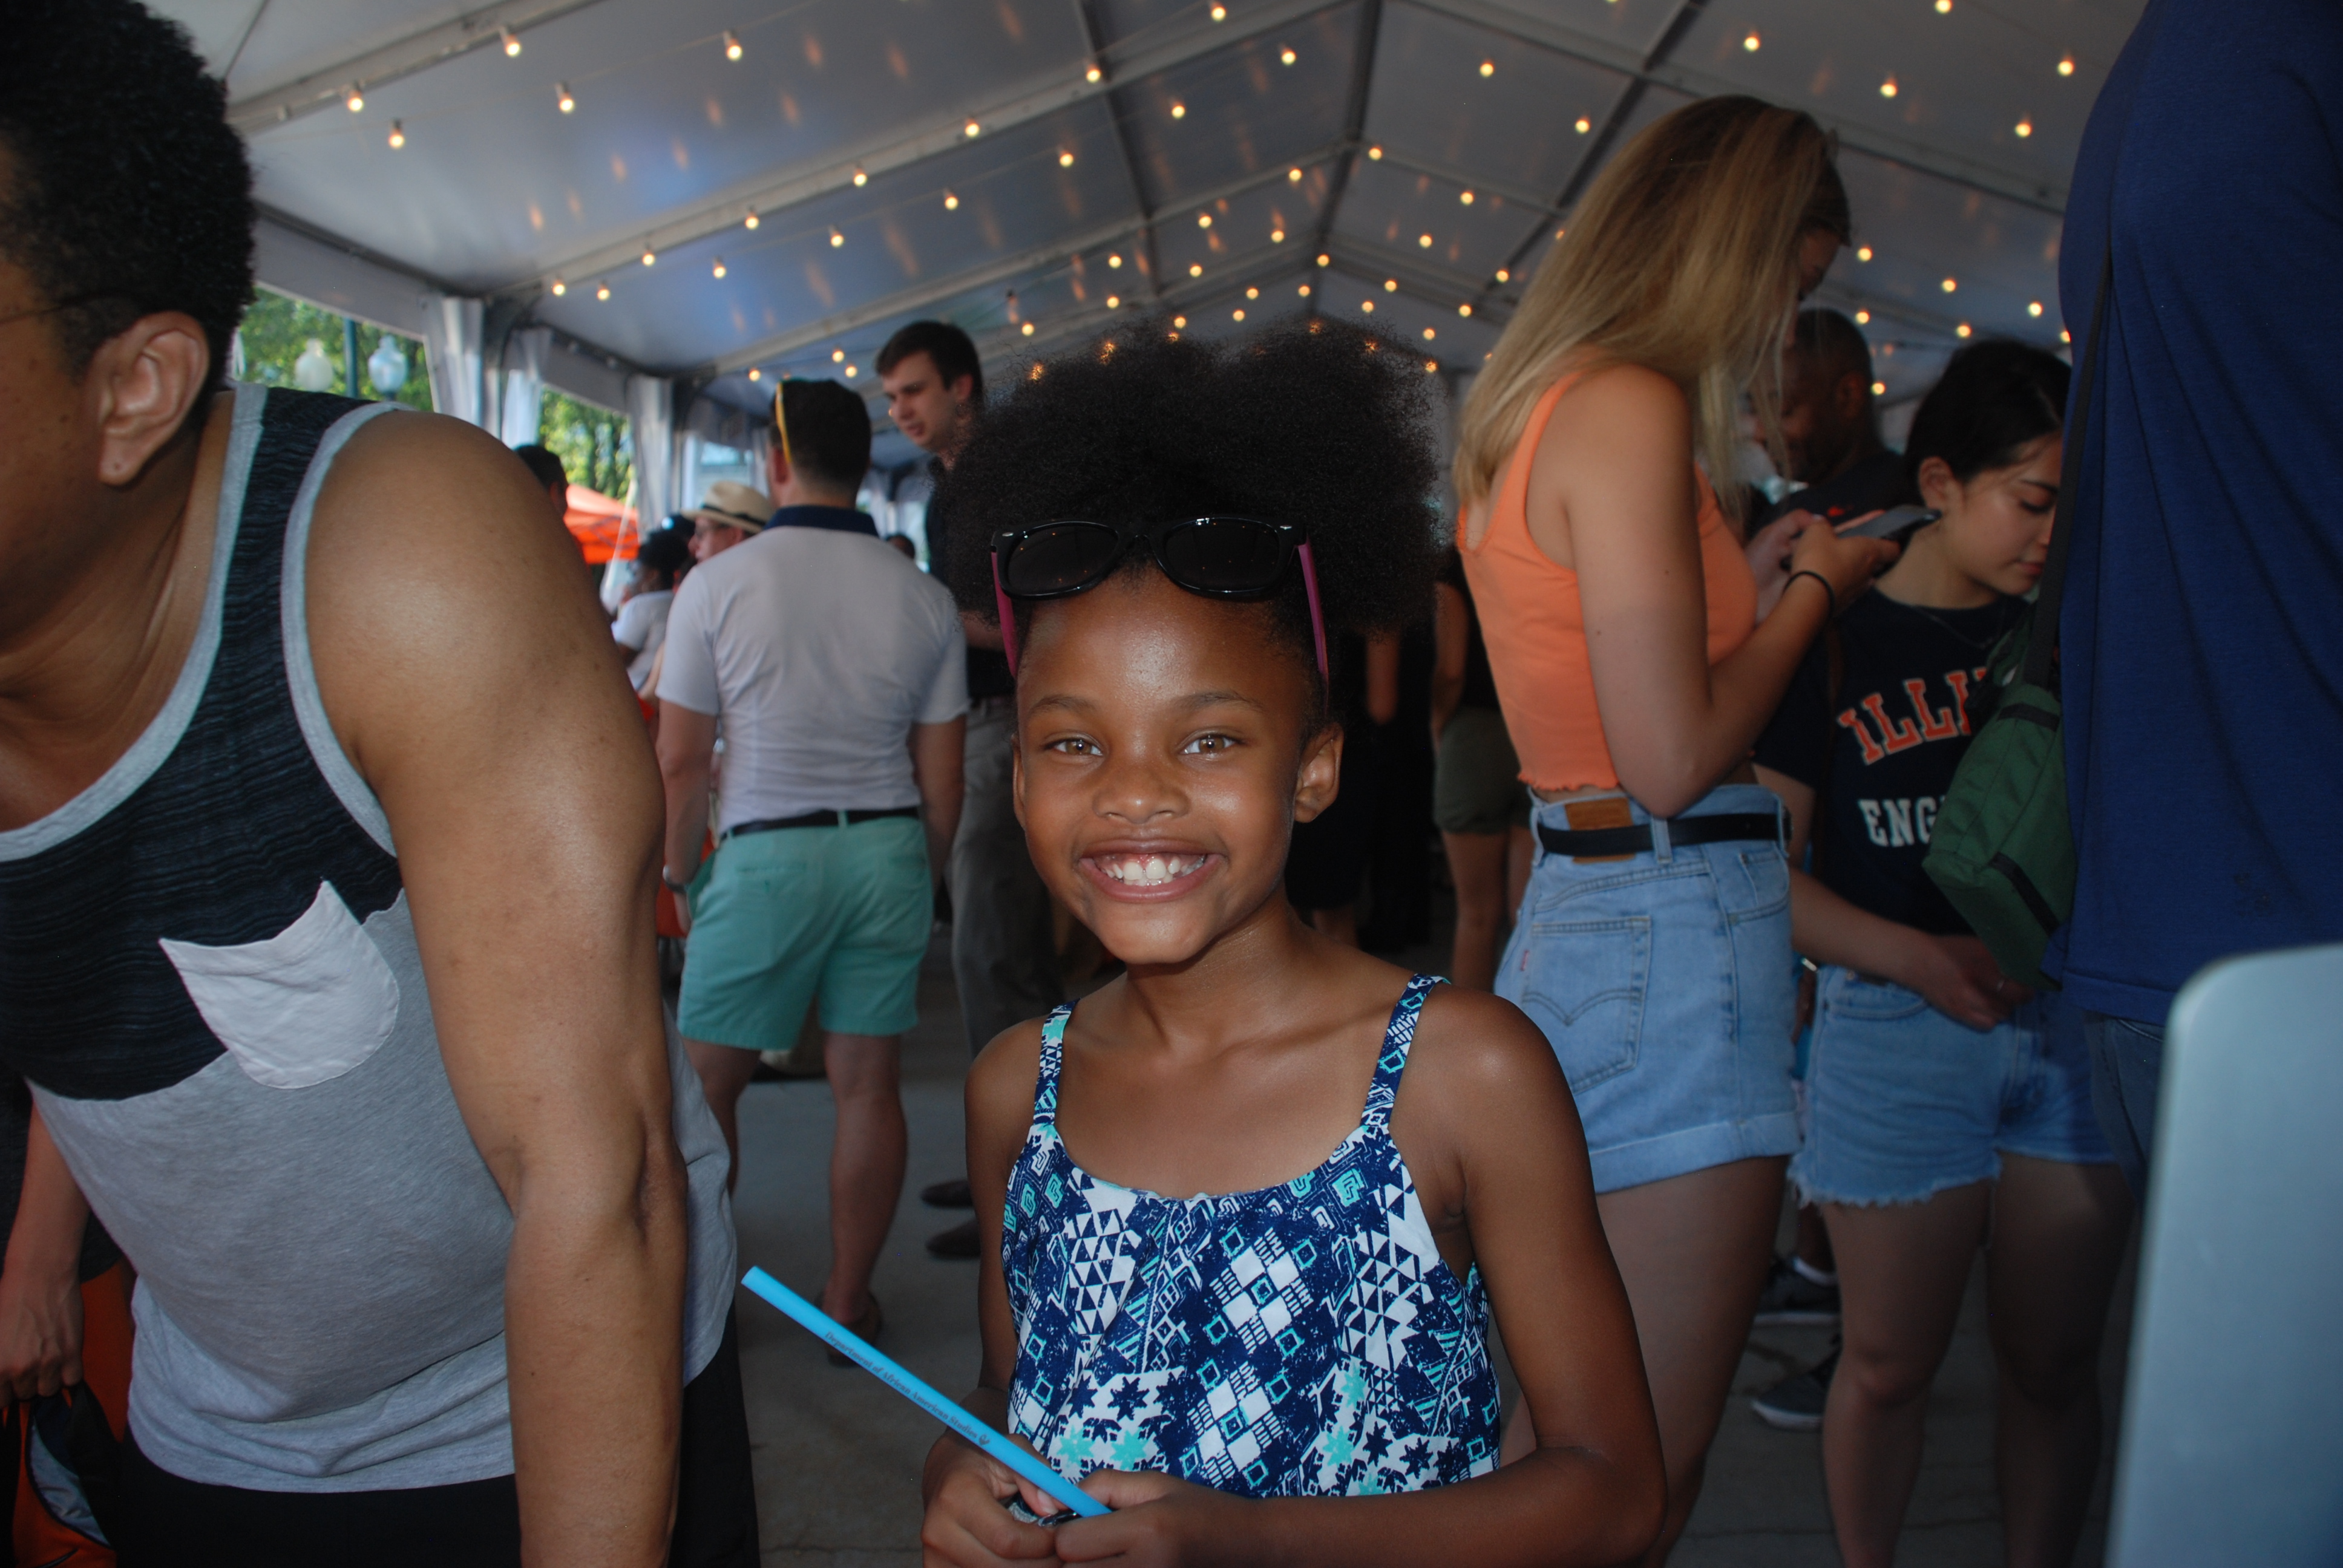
(1752, 342), (2132, 1568)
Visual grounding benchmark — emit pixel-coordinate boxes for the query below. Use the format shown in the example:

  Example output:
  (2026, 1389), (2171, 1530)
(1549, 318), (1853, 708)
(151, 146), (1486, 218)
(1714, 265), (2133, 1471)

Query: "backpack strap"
(2020, 247), (2115, 693)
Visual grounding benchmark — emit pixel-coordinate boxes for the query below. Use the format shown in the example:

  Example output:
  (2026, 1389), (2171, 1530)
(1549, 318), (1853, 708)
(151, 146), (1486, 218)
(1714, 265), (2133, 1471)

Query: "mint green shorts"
(677, 815), (929, 1047)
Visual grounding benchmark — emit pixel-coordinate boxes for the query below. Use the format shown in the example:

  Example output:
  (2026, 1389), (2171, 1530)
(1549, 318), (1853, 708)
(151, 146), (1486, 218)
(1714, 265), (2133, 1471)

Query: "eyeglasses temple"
(991, 552), (1020, 676)
(1297, 541), (1329, 681)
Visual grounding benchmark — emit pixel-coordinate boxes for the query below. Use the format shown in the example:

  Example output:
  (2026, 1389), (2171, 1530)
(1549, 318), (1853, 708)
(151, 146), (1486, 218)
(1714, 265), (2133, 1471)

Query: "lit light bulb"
(723, 30), (743, 60)
(1383, 278), (1397, 292)
(596, 281), (611, 301)
(1170, 101), (1186, 119)
(1856, 245), (1873, 261)
(1173, 315), (1187, 327)
(501, 26), (522, 56)
(2014, 119), (2033, 138)
(1879, 76), (1898, 97)
(1956, 322), (1972, 338)
(1086, 64), (1102, 83)
(1022, 321), (1035, 336)
(1872, 380), (1887, 394)
(557, 83), (576, 113)
(1232, 309), (1245, 321)
(830, 227), (844, 247)
(712, 258), (726, 278)
(844, 364), (857, 378)
(1574, 116), (1591, 134)
(551, 278), (567, 296)
(641, 246), (657, 267)
(1419, 234), (1433, 248)
(1280, 47), (1296, 65)
(2060, 328), (2071, 343)
(1210, 3), (1227, 18)
(1478, 59), (1495, 77)
(1288, 168), (1303, 182)
(1246, 287), (1259, 299)
(1743, 31), (1760, 50)
(1059, 150), (1075, 167)
(1936, 0), (1951, 10)
(1424, 360), (1437, 373)
(2057, 53), (2075, 76)
(1107, 294), (1121, 309)
(1421, 327), (1435, 341)
(1198, 213), (1212, 228)
(943, 191), (959, 210)
(345, 85), (364, 113)
(1298, 283), (1311, 296)
(1360, 300), (1374, 312)
(1457, 303), (1472, 317)
(1107, 253), (1123, 268)
(387, 120), (405, 148)
(748, 367), (761, 381)
(1367, 145), (1383, 160)
(1494, 268), (1509, 283)
(1189, 263), (1203, 277)
(745, 210), (759, 229)
(1271, 227), (1285, 243)
(965, 119), (981, 137)
(2028, 300), (2045, 317)
(853, 168), (867, 185)
(1316, 253), (1329, 267)
(833, 348), (845, 362)
(1854, 309), (1870, 324)
(1460, 189), (1474, 204)
(1941, 276), (1957, 292)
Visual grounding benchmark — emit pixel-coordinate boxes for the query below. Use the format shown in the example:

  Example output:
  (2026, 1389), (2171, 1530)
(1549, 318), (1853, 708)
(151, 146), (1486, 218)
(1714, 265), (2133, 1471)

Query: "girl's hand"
(1898, 932), (2032, 1030)
(1789, 514), (1901, 612)
(920, 1432), (1066, 1568)
(1050, 1471), (1260, 1567)
(1745, 509), (1815, 621)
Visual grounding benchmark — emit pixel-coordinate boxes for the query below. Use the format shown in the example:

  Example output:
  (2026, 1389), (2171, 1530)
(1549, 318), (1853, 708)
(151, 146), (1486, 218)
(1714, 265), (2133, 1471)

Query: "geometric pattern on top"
(1003, 973), (1502, 1498)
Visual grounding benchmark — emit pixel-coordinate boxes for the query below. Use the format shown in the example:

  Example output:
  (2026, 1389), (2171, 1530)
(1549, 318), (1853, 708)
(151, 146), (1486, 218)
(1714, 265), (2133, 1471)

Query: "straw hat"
(686, 479), (773, 534)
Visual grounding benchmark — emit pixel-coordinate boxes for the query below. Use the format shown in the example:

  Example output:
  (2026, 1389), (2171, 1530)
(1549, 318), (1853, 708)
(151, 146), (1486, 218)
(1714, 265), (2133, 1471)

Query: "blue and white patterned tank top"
(1003, 973), (1501, 1498)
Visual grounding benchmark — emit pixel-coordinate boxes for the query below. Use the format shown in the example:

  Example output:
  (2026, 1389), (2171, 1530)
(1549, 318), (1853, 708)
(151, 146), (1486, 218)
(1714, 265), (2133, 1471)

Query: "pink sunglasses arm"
(992, 553), (1020, 676)
(1297, 541), (1329, 681)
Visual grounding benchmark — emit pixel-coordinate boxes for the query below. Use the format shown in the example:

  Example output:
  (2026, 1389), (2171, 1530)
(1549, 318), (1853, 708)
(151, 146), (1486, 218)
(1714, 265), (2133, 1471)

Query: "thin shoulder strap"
(1029, 1003), (1075, 1131)
(2021, 246), (2115, 693)
(1360, 975), (1441, 1135)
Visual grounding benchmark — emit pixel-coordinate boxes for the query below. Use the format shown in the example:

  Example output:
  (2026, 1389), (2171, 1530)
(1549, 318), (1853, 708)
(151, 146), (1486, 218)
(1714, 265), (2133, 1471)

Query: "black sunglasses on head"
(988, 517), (1327, 678)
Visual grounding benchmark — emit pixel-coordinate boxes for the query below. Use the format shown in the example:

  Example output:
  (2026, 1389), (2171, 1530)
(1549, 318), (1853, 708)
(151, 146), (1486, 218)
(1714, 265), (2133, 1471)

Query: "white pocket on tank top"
(159, 881), (401, 1089)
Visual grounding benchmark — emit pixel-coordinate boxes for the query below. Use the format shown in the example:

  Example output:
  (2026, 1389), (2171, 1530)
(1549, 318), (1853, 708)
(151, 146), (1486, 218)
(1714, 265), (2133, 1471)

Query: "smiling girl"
(915, 321), (1665, 1568)
(1750, 341), (2132, 1568)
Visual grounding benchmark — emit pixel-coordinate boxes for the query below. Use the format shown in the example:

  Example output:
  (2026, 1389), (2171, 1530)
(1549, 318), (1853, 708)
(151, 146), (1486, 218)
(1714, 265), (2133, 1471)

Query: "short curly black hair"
(0, 0), (255, 391)
(932, 317), (1443, 707)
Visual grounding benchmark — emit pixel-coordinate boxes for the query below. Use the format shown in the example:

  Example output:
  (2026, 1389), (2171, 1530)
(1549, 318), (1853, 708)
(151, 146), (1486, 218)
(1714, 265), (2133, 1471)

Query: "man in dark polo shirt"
(878, 321), (1064, 1259)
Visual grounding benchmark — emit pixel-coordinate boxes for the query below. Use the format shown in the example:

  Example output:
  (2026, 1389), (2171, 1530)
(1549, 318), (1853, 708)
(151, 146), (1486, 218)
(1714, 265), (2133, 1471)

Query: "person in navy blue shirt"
(2056, 0), (2343, 1192)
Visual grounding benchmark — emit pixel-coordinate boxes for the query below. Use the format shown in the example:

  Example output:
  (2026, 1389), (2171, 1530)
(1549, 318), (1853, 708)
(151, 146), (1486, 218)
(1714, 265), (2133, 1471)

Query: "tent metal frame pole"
(1305, 0), (1384, 322)
(1072, 0), (1169, 301)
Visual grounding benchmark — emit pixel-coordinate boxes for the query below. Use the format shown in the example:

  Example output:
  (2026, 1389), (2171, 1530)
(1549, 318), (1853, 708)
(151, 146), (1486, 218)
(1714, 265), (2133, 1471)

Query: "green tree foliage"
(235, 287), (434, 409)
(538, 388), (633, 501)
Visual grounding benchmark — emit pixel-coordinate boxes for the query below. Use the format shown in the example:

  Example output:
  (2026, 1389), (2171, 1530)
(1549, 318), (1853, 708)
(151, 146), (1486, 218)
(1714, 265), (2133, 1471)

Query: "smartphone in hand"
(1837, 506), (1940, 540)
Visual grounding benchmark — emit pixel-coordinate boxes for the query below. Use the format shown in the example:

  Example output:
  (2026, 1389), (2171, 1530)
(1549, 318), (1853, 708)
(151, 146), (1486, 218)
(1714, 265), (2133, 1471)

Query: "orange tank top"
(1459, 373), (1757, 794)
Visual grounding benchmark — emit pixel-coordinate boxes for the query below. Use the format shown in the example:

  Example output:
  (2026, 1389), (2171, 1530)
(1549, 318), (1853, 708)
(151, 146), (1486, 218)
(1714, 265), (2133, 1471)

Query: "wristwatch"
(661, 869), (695, 895)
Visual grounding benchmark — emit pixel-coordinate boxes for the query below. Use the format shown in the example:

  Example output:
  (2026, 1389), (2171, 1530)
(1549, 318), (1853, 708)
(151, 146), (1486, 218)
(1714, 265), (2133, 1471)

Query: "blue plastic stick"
(739, 1267), (1109, 1518)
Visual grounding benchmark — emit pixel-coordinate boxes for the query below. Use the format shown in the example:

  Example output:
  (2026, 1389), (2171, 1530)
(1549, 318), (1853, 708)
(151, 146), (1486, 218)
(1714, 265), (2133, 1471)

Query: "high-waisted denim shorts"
(1496, 783), (1800, 1194)
(1792, 969), (2113, 1207)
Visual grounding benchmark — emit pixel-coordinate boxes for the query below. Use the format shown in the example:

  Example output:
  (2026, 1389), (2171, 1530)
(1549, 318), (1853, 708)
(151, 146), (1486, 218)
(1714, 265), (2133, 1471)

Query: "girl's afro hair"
(932, 316), (1445, 681)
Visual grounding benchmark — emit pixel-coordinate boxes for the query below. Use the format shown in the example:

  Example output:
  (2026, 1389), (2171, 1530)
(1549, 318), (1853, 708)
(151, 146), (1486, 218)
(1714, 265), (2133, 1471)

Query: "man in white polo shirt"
(655, 378), (966, 1343)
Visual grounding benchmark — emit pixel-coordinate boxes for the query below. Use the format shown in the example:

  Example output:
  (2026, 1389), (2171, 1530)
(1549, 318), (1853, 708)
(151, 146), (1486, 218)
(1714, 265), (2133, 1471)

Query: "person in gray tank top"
(0, 5), (752, 1563)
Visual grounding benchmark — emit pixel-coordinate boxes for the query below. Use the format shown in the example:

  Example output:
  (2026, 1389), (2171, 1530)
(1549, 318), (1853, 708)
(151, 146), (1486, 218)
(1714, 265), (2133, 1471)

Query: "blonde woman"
(1456, 97), (1895, 1561)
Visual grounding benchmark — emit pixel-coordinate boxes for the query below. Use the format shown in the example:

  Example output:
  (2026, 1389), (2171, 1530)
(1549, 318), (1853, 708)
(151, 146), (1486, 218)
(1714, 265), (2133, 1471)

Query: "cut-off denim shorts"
(1496, 783), (1800, 1194)
(1792, 968), (2113, 1208)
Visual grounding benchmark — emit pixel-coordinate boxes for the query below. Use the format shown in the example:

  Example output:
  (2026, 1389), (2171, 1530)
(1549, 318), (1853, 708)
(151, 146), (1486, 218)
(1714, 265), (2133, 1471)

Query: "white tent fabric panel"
(162, 0), (2149, 474)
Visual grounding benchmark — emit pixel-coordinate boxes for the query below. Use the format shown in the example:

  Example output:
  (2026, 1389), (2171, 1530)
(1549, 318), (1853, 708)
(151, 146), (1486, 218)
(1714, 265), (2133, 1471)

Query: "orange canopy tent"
(564, 484), (640, 565)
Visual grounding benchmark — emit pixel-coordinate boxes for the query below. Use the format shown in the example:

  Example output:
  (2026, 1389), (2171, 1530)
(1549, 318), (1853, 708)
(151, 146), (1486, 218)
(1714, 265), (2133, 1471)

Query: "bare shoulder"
(1405, 983), (1571, 1106)
(1542, 361), (1691, 466)
(967, 1013), (1051, 1144)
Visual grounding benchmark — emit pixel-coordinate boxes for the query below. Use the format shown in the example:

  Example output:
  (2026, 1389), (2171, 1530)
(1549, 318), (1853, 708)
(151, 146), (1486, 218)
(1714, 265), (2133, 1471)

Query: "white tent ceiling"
(161, 0), (2144, 467)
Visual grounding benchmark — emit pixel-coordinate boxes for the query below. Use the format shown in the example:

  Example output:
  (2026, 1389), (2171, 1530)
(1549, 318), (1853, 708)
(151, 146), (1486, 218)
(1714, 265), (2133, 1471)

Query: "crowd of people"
(0, 0), (2336, 1565)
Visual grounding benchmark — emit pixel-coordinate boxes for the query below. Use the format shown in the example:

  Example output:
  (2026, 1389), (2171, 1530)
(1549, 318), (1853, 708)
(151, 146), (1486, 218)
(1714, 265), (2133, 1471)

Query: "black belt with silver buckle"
(1535, 812), (1780, 860)
(726, 806), (921, 839)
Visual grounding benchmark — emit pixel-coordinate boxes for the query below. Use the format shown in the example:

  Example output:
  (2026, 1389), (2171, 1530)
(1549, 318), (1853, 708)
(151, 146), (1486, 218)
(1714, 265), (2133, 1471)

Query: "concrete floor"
(724, 926), (2133, 1565)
